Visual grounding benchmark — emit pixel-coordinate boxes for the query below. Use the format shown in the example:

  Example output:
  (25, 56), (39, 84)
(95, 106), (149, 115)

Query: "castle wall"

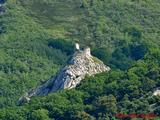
(84, 47), (91, 57)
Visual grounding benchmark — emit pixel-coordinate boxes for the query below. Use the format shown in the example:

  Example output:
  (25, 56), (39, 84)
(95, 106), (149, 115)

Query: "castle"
(75, 43), (91, 57)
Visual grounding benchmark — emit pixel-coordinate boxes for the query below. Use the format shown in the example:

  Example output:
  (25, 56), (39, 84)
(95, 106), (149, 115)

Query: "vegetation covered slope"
(0, 0), (160, 119)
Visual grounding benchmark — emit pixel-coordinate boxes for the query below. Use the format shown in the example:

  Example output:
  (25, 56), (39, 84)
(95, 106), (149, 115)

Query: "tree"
(92, 47), (111, 64)
(48, 39), (74, 55)
(94, 95), (117, 117)
(124, 26), (142, 40)
(30, 109), (51, 120)
(0, 109), (25, 120)
(129, 42), (148, 60)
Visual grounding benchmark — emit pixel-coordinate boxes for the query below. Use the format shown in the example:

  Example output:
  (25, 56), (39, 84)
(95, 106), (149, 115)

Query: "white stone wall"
(153, 90), (160, 96)
(84, 47), (91, 57)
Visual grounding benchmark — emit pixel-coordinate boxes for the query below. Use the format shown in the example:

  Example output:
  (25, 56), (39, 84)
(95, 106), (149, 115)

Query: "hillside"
(0, 0), (160, 119)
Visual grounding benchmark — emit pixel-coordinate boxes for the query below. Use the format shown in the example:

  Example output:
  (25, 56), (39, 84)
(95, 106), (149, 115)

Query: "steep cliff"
(18, 47), (110, 104)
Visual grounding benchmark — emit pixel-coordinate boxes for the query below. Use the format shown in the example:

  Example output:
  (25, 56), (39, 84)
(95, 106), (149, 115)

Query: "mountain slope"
(0, 0), (160, 118)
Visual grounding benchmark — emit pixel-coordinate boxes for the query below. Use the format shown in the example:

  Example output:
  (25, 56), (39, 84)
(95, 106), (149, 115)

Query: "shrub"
(48, 39), (75, 55)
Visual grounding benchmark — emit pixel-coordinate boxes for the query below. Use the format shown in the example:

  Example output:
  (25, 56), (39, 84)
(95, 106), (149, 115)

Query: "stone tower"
(75, 43), (80, 50)
(84, 47), (91, 57)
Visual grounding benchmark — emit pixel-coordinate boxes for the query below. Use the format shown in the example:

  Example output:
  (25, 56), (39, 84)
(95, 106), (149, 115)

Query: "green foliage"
(29, 109), (51, 120)
(93, 95), (117, 117)
(0, 0), (160, 119)
(92, 47), (111, 64)
(124, 26), (142, 40)
(48, 39), (75, 55)
(1, 61), (160, 119)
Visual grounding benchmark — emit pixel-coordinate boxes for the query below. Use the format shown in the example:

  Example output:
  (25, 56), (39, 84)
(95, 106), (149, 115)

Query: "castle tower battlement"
(84, 47), (91, 57)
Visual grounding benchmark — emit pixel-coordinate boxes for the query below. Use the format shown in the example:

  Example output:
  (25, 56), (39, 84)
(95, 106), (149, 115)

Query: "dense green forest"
(0, 0), (160, 119)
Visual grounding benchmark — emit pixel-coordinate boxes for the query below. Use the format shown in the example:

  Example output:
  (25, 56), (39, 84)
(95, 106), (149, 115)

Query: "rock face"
(18, 47), (110, 104)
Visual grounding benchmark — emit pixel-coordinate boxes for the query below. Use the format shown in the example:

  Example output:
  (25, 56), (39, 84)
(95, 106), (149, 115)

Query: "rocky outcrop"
(153, 88), (160, 96)
(18, 47), (110, 104)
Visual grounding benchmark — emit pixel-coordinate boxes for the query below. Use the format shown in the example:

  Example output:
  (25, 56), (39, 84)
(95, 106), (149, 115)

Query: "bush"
(92, 47), (111, 64)
(48, 39), (75, 55)
(30, 109), (51, 120)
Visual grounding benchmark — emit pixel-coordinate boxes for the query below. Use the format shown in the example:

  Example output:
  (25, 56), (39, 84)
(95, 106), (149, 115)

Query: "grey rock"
(18, 47), (110, 104)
